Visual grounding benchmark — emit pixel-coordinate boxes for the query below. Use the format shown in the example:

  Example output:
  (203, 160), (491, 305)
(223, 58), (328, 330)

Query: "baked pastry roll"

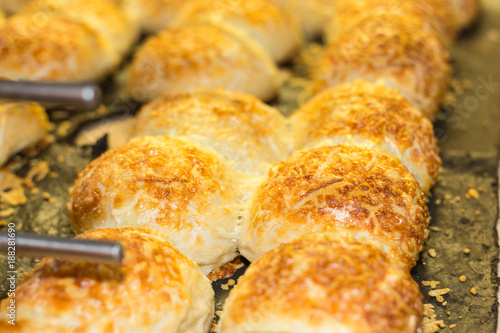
(325, 0), (457, 46)
(270, 0), (337, 38)
(239, 145), (429, 269)
(127, 24), (279, 103)
(291, 80), (441, 192)
(0, 14), (117, 82)
(0, 99), (49, 166)
(314, 15), (451, 120)
(69, 136), (243, 275)
(22, 0), (138, 57)
(0, 0), (33, 15)
(221, 233), (423, 333)
(0, 228), (214, 332)
(173, 0), (302, 63)
(132, 89), (291, 176)
(116, 0), (187, 34)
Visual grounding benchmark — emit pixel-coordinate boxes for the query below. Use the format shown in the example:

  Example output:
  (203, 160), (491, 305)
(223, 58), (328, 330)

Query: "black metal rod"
(0, 80), (102, 111)
(0, 231), (123, 264)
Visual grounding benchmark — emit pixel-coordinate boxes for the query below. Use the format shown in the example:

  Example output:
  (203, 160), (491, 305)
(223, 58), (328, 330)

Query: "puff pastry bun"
(0, 14), (117, 82)
(0, 99), (49, 166)
(173, 0), (302, 63)
(133, 89), (291, 176)
(0, 228), (214, 332)
(127, 24), (279, 103)
(221, 232), (423, 333)
(291, 80), (441, 192)
(239, 145), (429, 269)
(69, 136), (243, 275)
(22, 0), (138, 57)
(315, 15), (451, 120)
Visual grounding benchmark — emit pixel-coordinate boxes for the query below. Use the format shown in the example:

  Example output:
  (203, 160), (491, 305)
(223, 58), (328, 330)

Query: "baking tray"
(1, 1), (500, 332)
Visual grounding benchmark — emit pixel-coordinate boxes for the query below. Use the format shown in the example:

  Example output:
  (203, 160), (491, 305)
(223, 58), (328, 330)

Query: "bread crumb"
(454, 196), (461, 202)
(450, 324), (456, 329)
(437, 321), (446, 328)
(221, 284), (229, 290)
(478, 186), (483, 192)
(49, 172), (58, 178)
(422, 281), (440, 288)
(442, 301), (447, 306)
(227, 279), (236, 286)
(428, 249), (437, 257)
(447, 311), (451, 316)
(475, 210), (480, 215)
(26, 160), (50, 182)
(444, 194), (452, 200)
(436, 295), (444, 302)
(470, 287), (477, 295)
(30, 187), (40, 194)
(429, 226), (441, 231)
(467, 189), (479, 199)
(0, 186), (27, 206)
(463, 248), (470, 254)
(48, 197), (57, 204)
(429, 288), (451, 297)
(459, 275), (467, 282)
(56, 156), (65, 163)
(215, 310), (223, 317)
(42, 192), (51, 200)
(0, 220), (6, 226)
(0, 208), (15, 217)
(445, 230), (451, 236)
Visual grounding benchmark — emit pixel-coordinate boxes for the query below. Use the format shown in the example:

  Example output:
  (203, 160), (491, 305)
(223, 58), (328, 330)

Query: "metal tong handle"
(0, 80), (102, 111)
(0, 231), (123, 264)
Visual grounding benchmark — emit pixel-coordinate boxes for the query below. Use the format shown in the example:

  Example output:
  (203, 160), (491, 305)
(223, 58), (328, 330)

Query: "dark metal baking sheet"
(1, 1), (500, 332)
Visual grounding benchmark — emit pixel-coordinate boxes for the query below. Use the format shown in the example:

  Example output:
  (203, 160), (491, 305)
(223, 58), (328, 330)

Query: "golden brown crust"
(133, 89), (291, 175)
(326, 0), (458, 46)
(0, 228), (214, 332)
(0, 100), (49, 166)
(314, 14), (451, 120)
(445, 0), (480, 29)
(291, 80), (441, 192)
(173, 0), (302, 62)
(22, 0), (138, 56)
(127, 23), (279, 103)
(221, 233), (423, 333)
(69, 136), (243, 274)
(239, 145), (429, 269)
(0, 14), (117, 82)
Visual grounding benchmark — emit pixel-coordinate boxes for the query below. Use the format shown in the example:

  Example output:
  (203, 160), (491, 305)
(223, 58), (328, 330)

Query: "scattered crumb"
(215, 311), (223, 317)
(0, 220), (6, 226)
(26, 161), (50, 182)
(475, 210), (480, 215)
(208, 257), (244, 281)
(49, 172), (58, 178)
(56, 121), (72, 137)
(434, 199), (441, 205)
(467, 189), (479, 199)
(30, 187), (40, 194)
(227, 279), (236, 286)
(0, 170), (23, 191)
(459, 316), (462, 319)
(56, 155), (65, 163)
(428, 249), (437, 258)
(429, 288), (451, 297)
(0, 186), (27, 206)
(423, 304), (442, 333)
(429, 226), (441, 231)
(450, 324), (456, 329)
(477, 186), (483, 192)
(459, 275), (467, 282)
(445, 230), (451, 236)
(444, 194), (453, 200)
(463, 248), (470, 254)
(436, 295), (444, 303)
(211, 323), (217, 332)
(221, 284), (229, 291)
(0, 208), (15, 217)
(447, 311), (451, 316)
(48, 197), (57, 204)
(42, 192), (51, 200)
(422, 281), (440, 288)
(470, 287), (477, 295)
(442, 301), (447, 306)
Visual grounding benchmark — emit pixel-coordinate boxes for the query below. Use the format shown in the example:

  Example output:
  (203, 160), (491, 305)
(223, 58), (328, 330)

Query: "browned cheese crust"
(69, 136), (243, 274)
(0, 14), (116, 82)
(127, 23), (278, 103)
(221, 233), (423, 333)
(325, 0), (458, 46)
(315, 13), (451, 120)
(291, 80), (441, 192)
(239, 145), (429, 269)
(0, 228), (214, 332)
(133, 89), (291, 176)
(173, 0), (302, 62)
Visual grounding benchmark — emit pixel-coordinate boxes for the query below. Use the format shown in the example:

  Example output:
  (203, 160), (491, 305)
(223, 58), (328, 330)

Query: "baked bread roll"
(127, 24), (279, 103)
(0, 14), (117, 82)
(0, 99), (49, 166)
(0, 228), (214, 332)
(22, 0), (138, 56)
(270, 0), (337, 38)
(221, 233), (423, 333)
(69, 136), (243, 275)
(314, 15), (451, 120)
(291, 80), (441, 192)
(132, 89), (291, 176)
(325, 0), (457, 46)
(173, 0), (302, 63)
(0, 0), (33, 15)
(116, 0), (187, 33)
(239, 145), (429, 269)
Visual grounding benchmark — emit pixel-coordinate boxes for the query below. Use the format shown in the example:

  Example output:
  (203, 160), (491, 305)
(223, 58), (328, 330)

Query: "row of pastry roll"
(0, 1), (480, 333)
